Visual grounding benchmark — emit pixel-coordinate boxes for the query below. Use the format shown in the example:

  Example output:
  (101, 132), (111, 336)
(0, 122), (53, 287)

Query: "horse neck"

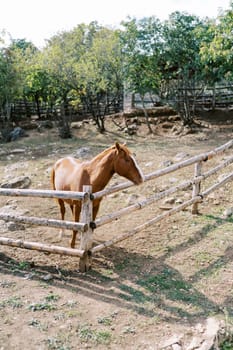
(89, 148), (115, 191)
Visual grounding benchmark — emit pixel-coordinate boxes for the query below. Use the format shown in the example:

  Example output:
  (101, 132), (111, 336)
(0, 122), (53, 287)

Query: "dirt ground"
(0, 111), (233, 349)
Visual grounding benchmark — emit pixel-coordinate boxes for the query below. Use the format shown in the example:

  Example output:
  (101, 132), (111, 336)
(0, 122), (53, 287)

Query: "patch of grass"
(119, 284), (149, 303)
(28, 293), (60, 312)
(28, 302), (57, 312)
(0, 296), (23, 309)
(122, 326), (136, 334)
(194, 251), (212, 265)
(97, 316), (113, 326)
(54, 313), (66, 321)
(38, 281), (51, 289)
(136, 267), (214, 312)
(99, 268), (114, 277)
(195, 258), (226, 280)
(115, 257), (131, 271)
(206, 214), (233, 224)
(219, 333), (233, 350)
(45, 293), (60, 302)
(9, 260), (32, 271)
(63, 302), (82, 318)
(78, 324), (93, 342)
(95, 330), (112, 344)
(88, 269), (113, 282)
(28, 318), (48, 332)
(45, 336), (71, 350)
(78, 324), (112, 345)
(115, 257), (140, 272)
(28, 318), (41, 327)
(65, 310), (82, 318)
(64, 300), (78, 308)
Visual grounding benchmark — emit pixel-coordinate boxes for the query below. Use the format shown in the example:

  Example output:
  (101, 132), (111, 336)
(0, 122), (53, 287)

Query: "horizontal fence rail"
(0, 213), (88, 232)
(0, 188), (88, 201)
(202, 172), (233, 197)
(0, 237), (85, 257)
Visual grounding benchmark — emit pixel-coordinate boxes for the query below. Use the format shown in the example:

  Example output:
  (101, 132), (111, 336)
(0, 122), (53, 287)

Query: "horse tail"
(51, 166), (56, 190)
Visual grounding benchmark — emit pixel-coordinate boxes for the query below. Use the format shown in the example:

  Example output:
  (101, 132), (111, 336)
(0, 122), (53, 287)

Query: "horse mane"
(92, 143), (131, 163)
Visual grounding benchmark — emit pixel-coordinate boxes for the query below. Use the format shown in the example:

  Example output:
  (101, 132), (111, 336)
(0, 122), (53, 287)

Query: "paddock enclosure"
(0, 139), (233, 272)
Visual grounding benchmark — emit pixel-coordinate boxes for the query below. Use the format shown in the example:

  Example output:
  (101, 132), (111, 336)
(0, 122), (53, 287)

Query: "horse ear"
(115, 142), (121, 151)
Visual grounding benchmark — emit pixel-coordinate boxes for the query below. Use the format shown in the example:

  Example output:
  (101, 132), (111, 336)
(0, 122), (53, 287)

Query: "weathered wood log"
(202, 172), (233, 198)
(79, 186), (93, 272)
(0, 213), (87, 231)
(0, 188), (87, 200)
(115, 106), (177, 119)
(195, 155), (233, 182)
(0, 237), (85, 257)
(192, 161), (202, 214)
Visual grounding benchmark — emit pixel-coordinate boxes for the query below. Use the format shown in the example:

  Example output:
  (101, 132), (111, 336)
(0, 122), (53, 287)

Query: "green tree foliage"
(121, 16), (162, 132)
(121, 17), (162, 96)
(0, 37), (29, 118)
(160, 12), (207, 125)
(41, 23), (123, 132)
(0, 2), (233, 135)
(200, 4), (233, 82)
(74, 27), (123, 132)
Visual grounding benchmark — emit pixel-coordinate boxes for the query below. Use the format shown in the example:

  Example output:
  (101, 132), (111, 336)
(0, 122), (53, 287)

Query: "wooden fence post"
(192, 161), (202, 214)
(79, 185), (93, 272)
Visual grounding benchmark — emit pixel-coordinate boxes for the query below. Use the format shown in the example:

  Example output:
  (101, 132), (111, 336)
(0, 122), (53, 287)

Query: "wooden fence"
(132, 85), (233, 110)
(0, 140), (233, 272)
(2, 95), (123, 121)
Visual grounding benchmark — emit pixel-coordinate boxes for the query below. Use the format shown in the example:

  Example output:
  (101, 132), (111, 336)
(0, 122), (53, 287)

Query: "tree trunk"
(140, 94), (153, 134)
(35, 95), (41, 118)
(212, 84), (216, 110)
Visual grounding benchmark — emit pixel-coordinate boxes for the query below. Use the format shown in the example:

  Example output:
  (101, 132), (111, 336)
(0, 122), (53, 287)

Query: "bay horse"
(51, 142), (144, 248)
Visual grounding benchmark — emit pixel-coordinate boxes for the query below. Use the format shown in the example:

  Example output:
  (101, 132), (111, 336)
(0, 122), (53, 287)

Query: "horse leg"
(58, 199), (66, 240)
(70, 204), (80, 248)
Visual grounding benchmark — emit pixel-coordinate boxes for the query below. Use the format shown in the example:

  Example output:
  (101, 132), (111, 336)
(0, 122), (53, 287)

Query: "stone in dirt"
(0, 176), (31, 189)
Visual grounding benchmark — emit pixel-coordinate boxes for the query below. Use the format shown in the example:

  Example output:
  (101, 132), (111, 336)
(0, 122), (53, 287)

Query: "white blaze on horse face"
(130, 155), (144, 183)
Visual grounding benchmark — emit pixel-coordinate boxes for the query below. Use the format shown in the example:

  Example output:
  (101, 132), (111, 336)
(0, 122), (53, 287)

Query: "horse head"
(113, 142), (144, 185)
